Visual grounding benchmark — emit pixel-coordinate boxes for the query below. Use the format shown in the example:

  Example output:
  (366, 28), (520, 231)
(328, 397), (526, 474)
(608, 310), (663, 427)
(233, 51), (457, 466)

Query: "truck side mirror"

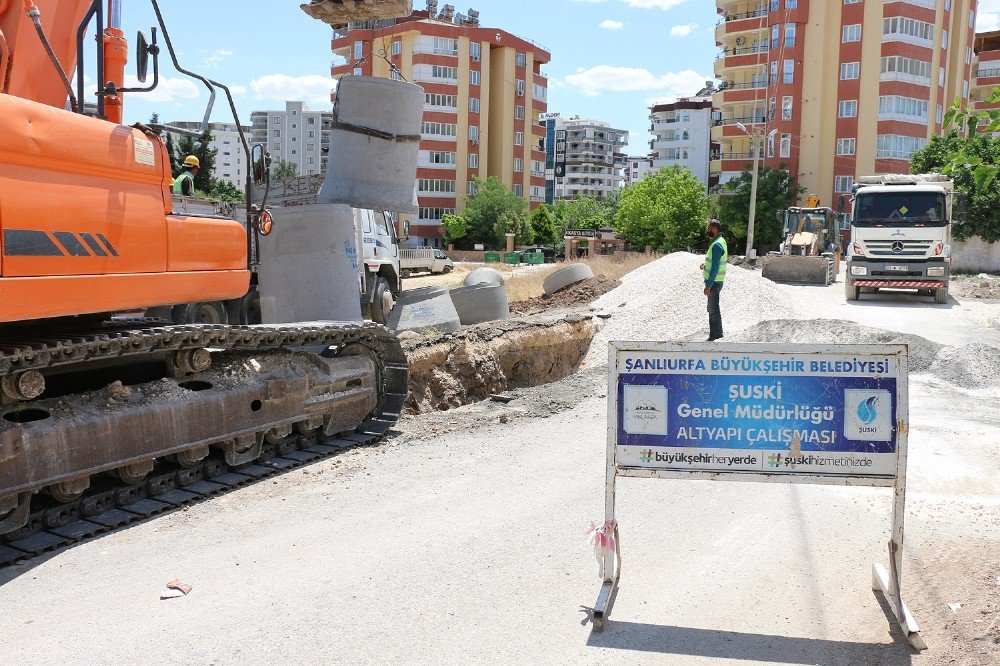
(252, 144), (269, 187)
(402, 219), (410, 241)
(136, 31), (150, 83)
(954, 193), (968, 223)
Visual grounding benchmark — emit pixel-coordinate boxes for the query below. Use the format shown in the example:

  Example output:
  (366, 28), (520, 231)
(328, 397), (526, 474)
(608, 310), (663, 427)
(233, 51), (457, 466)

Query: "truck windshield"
(853, 192), (947, 227)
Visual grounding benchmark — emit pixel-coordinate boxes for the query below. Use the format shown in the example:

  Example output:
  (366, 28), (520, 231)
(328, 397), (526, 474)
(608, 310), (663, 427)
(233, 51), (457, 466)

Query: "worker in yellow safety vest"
(173, 155), (200, 196)
(699, 219), (727, 341)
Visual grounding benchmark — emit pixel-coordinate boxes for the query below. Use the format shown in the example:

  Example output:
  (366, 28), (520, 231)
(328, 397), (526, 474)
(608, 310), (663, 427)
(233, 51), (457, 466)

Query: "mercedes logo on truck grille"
(891, 241), (905, 254)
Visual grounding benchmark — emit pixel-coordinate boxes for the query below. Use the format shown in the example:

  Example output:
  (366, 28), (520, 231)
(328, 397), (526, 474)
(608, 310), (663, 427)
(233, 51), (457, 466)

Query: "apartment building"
(542, 116), (628, 203)
(648, 90), (715, 190)
(625, 155), (655, 187)
(713, 0), (977, 211)
(165, 121), (251, 189)
(971, 29), (1000, 115)
(249, 101), (332, 179)
(331, 2), (550, 247)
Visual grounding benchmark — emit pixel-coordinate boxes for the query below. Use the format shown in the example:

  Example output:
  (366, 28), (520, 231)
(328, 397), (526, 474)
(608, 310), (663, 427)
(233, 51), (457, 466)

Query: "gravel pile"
(928, 343), (1000, 388)
(727, 319), (944, 372)
(510, 276), (620, 314)
(583, 252), (801, 367)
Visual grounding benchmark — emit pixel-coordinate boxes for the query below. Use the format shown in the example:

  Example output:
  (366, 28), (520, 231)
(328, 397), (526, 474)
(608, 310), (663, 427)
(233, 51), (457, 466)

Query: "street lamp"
(735, 122), (777, 260)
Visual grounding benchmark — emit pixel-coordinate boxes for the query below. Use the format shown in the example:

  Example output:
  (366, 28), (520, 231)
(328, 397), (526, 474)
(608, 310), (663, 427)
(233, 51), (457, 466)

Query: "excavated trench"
(401, 313), (599, 414)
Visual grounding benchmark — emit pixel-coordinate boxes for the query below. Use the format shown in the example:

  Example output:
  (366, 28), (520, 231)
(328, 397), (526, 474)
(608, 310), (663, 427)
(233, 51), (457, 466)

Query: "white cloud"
(123, 75), (201, 103)
(202, 49), (233, 69)
(250, 74), (333, 107)
(669, 23), (698, 37)
(620, 0), (687, 9)
(979, 0), (1000, 32)
(230, 85), (248, 95)
(600, 19), (625, 30)
(563, 65), (708, 97)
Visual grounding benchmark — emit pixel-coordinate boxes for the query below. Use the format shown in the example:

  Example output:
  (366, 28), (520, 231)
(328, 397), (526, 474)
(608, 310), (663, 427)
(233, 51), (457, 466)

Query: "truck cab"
(356, 209), (403, 324)
(845, 174), (963, 304)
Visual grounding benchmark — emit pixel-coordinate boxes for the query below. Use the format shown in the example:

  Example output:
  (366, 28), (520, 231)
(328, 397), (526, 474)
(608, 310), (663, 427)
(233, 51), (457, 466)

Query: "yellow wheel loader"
(761, 204), (844, 286)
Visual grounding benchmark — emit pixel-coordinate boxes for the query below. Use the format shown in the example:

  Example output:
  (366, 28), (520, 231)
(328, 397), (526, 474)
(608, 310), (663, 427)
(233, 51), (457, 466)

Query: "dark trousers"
(707, 283), (723, 340)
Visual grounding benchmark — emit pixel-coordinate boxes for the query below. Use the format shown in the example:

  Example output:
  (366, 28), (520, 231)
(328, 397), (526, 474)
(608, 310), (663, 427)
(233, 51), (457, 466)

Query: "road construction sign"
(592, 342), (924, 650)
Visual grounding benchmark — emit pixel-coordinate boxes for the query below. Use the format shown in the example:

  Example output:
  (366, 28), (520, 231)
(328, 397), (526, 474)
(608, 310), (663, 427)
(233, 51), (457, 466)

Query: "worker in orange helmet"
(173, 155), (200, 196)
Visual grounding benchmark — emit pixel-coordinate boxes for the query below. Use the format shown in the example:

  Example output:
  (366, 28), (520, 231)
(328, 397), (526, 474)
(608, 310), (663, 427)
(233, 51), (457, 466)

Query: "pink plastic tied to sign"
(588, 519), (617, 575)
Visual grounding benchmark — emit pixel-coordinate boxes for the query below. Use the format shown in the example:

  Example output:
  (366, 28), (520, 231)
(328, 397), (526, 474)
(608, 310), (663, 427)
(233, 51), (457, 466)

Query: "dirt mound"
(728, 319), (944, 372)
(952, 274), (1000, 301)
(928, 343), (1000, 388)
(510, 275), (620, 314)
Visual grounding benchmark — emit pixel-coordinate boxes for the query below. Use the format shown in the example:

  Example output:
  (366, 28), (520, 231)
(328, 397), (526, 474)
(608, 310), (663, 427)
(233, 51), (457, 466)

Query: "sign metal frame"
(592, 341), (924, 650)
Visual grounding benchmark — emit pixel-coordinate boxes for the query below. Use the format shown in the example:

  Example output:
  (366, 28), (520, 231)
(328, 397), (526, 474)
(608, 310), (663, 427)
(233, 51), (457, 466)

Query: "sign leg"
(593, 460), (619, 631)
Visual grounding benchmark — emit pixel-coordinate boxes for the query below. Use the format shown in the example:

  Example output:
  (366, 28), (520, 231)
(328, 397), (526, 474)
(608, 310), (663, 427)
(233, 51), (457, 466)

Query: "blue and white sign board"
(592, 342), (924, 649)
(613, 344), (903, 480)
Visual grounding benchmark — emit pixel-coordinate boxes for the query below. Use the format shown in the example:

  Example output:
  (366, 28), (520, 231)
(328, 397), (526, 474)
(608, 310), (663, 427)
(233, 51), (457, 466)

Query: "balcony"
(715, 44), (768, 60)
(712, 115), (767, 127)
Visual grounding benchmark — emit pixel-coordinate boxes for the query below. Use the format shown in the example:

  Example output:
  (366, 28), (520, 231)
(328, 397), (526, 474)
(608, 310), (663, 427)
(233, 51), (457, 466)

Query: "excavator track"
(0, 320), (408, 568)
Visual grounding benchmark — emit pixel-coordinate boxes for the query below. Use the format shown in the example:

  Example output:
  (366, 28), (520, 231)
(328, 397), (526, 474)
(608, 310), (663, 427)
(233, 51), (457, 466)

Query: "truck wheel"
(934, 286), (948, 304)
(171, 301), (229, 325)
(845, 277), (860, 301)
(370, 278), (394, 325)
(443, 264), (453, 274)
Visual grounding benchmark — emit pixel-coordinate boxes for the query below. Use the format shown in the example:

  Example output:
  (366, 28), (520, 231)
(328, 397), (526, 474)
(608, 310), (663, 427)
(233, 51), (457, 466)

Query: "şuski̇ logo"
(856, 395), (879, 425)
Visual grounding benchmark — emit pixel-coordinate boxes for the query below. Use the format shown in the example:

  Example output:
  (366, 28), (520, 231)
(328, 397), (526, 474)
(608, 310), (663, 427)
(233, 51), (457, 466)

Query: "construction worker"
(699, 219), (727, 341)
(173, 155), (199, 196)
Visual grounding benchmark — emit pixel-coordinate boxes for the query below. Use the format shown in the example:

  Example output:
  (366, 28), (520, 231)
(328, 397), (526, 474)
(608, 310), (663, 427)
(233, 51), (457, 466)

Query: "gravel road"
(1, 254), (997, 665)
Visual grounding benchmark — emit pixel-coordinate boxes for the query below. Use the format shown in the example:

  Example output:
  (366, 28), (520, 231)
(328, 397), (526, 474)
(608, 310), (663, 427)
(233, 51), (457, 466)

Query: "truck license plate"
(885, 264), (909, 272)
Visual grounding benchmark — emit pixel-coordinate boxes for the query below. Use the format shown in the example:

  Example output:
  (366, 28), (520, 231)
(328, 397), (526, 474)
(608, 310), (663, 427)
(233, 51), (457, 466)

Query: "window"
(426, 151), (455, 165)
(842, 25), (861, 43)
(767, 133), (775, 158)
(783, 59), (794, 84)
(876, 134), (927, 159)
(770, 0), (778, 11)
(308, 130), (315, 139)
(391, 41), (401, 56)
(433, 37), (458, 56)
(785, 24), (796, 48)
(469, 153), (478, 168)
(880, 56), (931, 84)
(307, 157), (315, 165)
(682, 129), (690, 140)
(844, 0), (861, 4)
(419, 207), (455, 220)
(467, 181), (477, 195)
(353, 41), (363, 59)
(470, 42), (481, 60)
(939, 67), (945, 86)
(770, 61), (778, 85)
(353, 67), (362, 76)
(306, 143), (315, 151)
(835, 176), (854, 193)
(469, 126), (480, 142)
(967, 46), (973, 66)
(516, 79), (525, 96)
(779, 133), (791, 159)
(963, 80), (969, 99)
(841, 62), (860, 80)
(782, 96), (793, 120)
(532, 83), (547, 101)
(513, 184), (523, 197)
(421, 121), (457, 137)
(471, 70), (480, 86)
(971, 9), (976, 29)
(273, 143), (280, 151)
(836, 138), (856, 156)
(882, 17), (933, 43)
(417, 178), (456, 193)
(291, 149), (296, 155)
(308, 117), (315, 125)
(468, 98), (479, 113)
(514, 158), (523, 173)
(516, 53), (526, 67)
(945, 0), (951, 9)
(432, 65), (458, 80)
(787, 0), (797, 7)
(426, 93), (458, 108)
(936, 104), (943, 124)
(839, 100), (858, 117)
(878, 95), (928, 122)
(771, 24), (780, 49)
(941, 29), (948, 49)
(515, 105), (524, 120)
(272, 129), (281, 138)
(515, 131), (524, 146)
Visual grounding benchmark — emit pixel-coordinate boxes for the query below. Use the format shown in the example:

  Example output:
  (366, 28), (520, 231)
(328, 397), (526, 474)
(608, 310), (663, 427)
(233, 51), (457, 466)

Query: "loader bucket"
(761, 255), (833, 285)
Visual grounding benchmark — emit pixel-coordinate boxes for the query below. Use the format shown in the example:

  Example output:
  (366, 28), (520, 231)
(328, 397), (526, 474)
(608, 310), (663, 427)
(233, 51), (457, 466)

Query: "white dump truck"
(844, 174), (966, 304)
(399, 248), (454, 277)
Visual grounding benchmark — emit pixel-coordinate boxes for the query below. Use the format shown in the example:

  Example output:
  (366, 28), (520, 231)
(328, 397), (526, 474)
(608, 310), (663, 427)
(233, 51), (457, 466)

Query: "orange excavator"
(0, 0), (412, 560)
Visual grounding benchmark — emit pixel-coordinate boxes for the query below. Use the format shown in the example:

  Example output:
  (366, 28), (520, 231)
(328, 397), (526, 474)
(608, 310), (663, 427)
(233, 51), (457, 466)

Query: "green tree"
(614, 166), (710, 250)
(209, 179), (246, 202)
(458, 176), (528, 248)
(910, 87), (1000, 242)
(441, 213), (469, 245)
(274, 159), (299, 181)
(172, 130), (217, 193)
(529, 204), (557, 245)
(716, 165), (803, 253)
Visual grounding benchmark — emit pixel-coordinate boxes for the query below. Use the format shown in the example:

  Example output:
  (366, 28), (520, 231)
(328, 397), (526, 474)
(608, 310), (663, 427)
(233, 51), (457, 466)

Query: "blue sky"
(114, 1), (720, 155)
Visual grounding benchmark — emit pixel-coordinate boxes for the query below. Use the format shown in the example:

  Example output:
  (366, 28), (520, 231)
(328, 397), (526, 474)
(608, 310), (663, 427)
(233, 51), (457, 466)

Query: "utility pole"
(736, 122), (776, 260)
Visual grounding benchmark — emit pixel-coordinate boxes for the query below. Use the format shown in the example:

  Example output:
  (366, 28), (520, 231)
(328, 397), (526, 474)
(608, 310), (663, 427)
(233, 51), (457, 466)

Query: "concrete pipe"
(387, 286), (461, 335)
(464, 267), (506, 287)
(542, 263), (594, 295)
(318, 76), (424, 214)
(449, 284), (510, 325)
